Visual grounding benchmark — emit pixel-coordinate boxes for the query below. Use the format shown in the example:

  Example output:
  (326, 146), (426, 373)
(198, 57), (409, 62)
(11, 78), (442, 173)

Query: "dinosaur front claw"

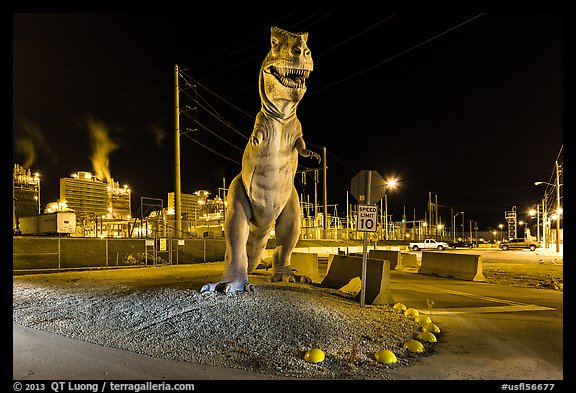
(270, 272), (311, 284)
(282, 274), (296, 283)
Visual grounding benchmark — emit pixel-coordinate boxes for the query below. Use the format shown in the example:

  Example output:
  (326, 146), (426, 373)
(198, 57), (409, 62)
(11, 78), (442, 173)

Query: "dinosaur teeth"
(271, 66), (310, 88)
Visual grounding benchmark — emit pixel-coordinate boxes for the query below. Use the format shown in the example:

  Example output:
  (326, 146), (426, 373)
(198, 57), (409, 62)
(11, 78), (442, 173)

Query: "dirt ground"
(13, 256), (564, 292)
(481, 261), (563, 291)
(13, 256), (564, 381)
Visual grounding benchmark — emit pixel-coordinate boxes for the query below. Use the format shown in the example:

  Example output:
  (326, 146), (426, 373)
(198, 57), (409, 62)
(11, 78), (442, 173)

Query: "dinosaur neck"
(259, 70), (298, 124)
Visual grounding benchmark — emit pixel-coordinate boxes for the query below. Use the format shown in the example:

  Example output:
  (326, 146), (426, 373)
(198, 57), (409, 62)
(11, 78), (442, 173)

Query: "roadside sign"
(357, 204), (378, 232)
(351, 170), (386, 205)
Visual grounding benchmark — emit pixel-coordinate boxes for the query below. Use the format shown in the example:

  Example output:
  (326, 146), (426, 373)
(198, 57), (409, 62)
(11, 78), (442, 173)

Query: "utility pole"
(402, 205), (406, 239)
(380, 198), (383, 240)
(435, 194), (439, 237)
(536, 204), (540, 242)
(346, 191), (349, 231)
(323, 147), (328, 239)
(222, 177), (226, 231)
(384, 194), (388, 239)
(428, 192), (432, 236)
(314, 170), (318, 218)
(555, 160), (561, 252)
(451, 208), (454, 241)
(174, 64), (182, 238)
(543, 195), (548, 248)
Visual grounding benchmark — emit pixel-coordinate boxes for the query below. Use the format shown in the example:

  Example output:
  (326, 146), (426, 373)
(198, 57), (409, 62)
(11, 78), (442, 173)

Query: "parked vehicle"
(409, 239), (450, 251)
(449, 240), (474, 249)
(499, 238), (541, 251)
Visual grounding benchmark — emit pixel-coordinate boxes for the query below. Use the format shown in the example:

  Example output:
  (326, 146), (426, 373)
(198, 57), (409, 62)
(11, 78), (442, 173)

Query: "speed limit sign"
(357, 204), (378, 232)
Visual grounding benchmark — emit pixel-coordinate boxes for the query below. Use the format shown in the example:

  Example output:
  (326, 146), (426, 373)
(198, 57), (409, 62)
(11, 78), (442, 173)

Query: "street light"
(498, 223), (504, 241)
(453, 211), (464, 243)
(535, 171), (562, 252)
(382, 178), (397, 240)
(529, 207), (540, 242)
(518, 220), (527, 239)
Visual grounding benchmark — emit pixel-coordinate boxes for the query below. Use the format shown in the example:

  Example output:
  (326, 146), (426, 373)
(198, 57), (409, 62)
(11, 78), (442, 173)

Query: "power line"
(181, 111), (244, 152)
(180, 14), (329, 75)
(315, 13), (397, 58)
(179, 14), (297, 71)
(180, 14), (487, 180)
(310, 13), (486, 96)
(181, 131), (242, 166)
(185, 73), (256, 120)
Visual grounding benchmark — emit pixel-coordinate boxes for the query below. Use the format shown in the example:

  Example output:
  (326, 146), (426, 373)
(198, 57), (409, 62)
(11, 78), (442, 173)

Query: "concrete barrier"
(368, 249), (400, 270)
(399, 252), (418, 268)
(418, 252), (485, 281)
(321, 255), (393, 305)
(260, 251), (322, 283)
(290, 252), (321, 283)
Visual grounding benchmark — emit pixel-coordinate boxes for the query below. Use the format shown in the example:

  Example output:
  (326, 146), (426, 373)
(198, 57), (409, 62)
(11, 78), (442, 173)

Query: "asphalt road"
(13, 248), (564, 383)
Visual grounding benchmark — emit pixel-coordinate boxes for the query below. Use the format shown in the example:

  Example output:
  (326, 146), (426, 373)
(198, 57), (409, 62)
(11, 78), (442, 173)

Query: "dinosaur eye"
(271, 37), (279, 47)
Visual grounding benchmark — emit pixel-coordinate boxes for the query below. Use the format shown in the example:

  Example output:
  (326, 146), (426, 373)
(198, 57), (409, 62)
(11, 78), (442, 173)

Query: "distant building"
(13, 164), (40, 218)
(168, 190), (207, 223)
(107, 179), (132, 219)
(60, 171), (132, 221)
(60, 172), (108, 221)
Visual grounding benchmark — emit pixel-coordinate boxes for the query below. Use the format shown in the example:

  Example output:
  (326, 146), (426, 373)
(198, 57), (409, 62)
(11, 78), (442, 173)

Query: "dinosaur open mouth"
(270, 66), (310, 89)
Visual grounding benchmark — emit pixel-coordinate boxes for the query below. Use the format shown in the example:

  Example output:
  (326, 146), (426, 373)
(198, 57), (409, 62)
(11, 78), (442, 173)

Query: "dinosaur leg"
(200, 175), (254, 293)
(246, 223), (272, 274)
(270, 187), (310, 283)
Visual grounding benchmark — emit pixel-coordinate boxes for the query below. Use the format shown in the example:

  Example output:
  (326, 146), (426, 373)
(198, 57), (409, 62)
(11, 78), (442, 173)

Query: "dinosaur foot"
(200, 280), (255, 294)
(270, 272), (312, 284)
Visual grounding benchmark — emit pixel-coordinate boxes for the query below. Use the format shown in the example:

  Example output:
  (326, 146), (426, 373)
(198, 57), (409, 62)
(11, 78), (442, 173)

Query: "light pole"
(518, 220), (526, 239)
(383, 178), (397, 240)
(34, 172), (41, 214)
(529, 206), (540, 242)
(535, 176), (562, 253)
(498, 223), (504, 241)
(453, 211), (464, 243)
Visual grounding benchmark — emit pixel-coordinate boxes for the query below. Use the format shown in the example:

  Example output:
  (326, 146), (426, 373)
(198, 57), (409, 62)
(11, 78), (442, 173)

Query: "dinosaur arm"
(295, 137), (320, 161)
(249, 112), (268, 146)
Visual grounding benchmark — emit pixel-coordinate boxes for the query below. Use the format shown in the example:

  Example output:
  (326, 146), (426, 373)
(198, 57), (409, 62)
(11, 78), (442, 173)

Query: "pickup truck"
(499, 238), (541, 251)
(409, 239), (450, 251)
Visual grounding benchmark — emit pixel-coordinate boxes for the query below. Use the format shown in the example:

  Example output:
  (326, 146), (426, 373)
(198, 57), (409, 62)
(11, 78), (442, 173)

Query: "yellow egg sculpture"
(404, 308), (420, 318)
(417, 331), (438, 343)
(415, 314), (432, 324)
(304, 348), (325, 363)
(422, 322), (441, 334)
(403, 340), (424, 353)
(374, 349), (398, 365)
(393, 303), (407, 312)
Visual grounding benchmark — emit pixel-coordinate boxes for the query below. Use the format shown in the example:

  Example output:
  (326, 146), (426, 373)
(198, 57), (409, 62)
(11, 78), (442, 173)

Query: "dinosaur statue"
(201, 26), (319, 293)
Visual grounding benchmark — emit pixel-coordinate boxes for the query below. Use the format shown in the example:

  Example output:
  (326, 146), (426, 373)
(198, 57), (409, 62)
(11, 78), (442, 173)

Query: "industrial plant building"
(60, 171), (131, 221)
(13, 164), (41, 219)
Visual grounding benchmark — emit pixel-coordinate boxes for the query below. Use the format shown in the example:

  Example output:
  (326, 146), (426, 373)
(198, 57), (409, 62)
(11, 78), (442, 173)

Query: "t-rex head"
(259, 26), (313, 120)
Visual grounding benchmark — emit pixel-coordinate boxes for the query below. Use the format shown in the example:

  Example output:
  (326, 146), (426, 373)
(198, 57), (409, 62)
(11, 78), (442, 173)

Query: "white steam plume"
(87, 117), (118, 183)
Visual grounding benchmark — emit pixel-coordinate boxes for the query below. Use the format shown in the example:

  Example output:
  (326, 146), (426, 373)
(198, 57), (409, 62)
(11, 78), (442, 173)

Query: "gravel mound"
(13, 276), (432, 380)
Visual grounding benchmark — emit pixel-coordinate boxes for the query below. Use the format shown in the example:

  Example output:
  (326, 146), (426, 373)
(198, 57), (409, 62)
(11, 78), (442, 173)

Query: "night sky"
(12, 13), (564, 230)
